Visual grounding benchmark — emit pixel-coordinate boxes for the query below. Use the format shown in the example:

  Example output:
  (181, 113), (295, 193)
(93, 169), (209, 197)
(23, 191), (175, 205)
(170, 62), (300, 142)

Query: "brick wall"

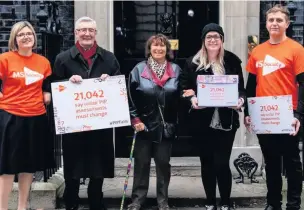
(0, 0), (75, 55)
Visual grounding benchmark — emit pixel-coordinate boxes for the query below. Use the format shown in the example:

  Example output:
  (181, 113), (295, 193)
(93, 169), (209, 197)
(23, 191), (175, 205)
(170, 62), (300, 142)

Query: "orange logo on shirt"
(256, 55), (286, 76)
(12, 67), (44, 85)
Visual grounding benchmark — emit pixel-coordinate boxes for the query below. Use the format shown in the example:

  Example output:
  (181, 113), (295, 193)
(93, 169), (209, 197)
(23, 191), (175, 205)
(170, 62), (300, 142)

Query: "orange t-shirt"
(246, 38), (304, 110)
(0, 51), (52, 116)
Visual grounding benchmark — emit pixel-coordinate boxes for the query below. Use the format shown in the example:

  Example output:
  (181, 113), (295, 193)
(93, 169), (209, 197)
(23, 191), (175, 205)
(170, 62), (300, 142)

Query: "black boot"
(64, 178), (80, 210)
(87, 178), (106, 210)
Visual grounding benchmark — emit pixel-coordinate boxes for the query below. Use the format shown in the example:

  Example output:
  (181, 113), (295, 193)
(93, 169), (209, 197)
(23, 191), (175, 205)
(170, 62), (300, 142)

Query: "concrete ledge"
(8, 168), (65, 210)
(115, 146), (263, 177)
(115, 157), (201, 177)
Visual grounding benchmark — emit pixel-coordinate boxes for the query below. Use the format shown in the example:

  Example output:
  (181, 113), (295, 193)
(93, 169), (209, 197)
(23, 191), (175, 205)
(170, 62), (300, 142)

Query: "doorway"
(114, 1), (219, 157)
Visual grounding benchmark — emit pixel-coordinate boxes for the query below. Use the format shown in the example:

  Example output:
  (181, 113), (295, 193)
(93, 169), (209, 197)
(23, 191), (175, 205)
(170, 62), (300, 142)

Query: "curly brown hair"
(145, 34), (173, 60)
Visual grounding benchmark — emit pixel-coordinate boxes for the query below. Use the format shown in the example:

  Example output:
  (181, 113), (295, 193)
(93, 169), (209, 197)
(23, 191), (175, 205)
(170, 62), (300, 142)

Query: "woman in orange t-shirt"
(0, 21), (54, 210)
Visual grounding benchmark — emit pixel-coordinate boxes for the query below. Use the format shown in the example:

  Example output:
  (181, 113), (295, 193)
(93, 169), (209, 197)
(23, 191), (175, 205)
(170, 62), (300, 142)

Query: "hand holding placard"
(51, 75), (131, 134)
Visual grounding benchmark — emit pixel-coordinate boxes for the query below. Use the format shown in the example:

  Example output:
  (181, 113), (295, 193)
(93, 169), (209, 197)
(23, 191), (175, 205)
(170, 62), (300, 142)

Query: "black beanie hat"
(201, 23), (224, 41)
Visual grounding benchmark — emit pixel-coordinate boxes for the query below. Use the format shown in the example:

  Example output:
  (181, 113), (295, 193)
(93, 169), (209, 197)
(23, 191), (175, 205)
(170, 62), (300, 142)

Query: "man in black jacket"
(245, 5), (304, 210)
(52, 16), (120, 210)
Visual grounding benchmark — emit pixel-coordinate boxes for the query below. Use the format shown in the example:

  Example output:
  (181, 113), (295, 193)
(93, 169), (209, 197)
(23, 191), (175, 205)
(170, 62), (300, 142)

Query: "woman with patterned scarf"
(127, 34), (193, 210)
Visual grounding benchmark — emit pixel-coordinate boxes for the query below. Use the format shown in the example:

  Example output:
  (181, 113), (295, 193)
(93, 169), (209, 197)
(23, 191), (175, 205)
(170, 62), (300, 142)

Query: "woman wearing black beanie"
(179, 23), (246, 210)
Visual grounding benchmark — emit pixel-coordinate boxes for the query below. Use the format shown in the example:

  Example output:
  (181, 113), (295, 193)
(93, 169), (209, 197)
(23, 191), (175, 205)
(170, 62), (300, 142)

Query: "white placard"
(248, 95), (295, 134)
(197, 75), (239, 107)
(51, 75), (131, 134)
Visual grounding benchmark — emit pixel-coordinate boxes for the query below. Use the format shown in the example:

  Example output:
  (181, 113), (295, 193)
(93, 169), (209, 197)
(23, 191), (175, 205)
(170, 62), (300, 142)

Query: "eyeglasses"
(205, 35), (222, 42)
(16, 32), (34, 38)
(76, 28), (96, 33)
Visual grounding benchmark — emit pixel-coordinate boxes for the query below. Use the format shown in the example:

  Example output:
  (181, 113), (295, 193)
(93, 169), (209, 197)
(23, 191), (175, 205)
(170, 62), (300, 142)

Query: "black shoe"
(127, 203), (141, 210)
(65, 205), (78, 210)
(99, 202), (108, 210)
(158, 202), (170, 210)
(205, 205), (217, 210)
(264, 204), (282, 210)
(88, 200), (107, 210)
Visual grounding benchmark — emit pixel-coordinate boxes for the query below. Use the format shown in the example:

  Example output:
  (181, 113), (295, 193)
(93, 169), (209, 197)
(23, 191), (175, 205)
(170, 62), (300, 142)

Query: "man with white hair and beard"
(53, 16), (121, 210)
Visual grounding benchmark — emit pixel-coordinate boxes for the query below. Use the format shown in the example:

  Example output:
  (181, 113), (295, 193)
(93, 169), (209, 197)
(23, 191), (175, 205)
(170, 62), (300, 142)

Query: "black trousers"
(64, 177), (104, 210)
(257, 134), (302, 210)
(131, 135), (172, 206)
(196, 127), (236, 206)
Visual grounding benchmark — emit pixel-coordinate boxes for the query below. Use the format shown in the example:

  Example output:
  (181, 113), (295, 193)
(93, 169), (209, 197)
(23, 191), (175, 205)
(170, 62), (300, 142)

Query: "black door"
(114, 1), (219, 157)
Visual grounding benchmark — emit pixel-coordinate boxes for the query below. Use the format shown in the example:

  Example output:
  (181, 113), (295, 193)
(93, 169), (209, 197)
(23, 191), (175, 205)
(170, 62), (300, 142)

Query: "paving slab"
(63, 176), (269, 208)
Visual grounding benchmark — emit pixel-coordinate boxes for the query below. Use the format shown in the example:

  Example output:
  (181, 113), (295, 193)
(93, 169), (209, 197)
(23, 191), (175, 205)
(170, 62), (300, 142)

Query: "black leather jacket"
(179, 50), (246, 130)
(128, 61), (181, 142)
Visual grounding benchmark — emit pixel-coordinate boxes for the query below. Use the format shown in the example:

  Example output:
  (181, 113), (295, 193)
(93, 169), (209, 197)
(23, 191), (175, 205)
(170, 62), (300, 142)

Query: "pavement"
(73, 176), (269, 207)
(57, 208), (264, 210)
(55, 176), (272, 209)
(52, 157), (301, 209)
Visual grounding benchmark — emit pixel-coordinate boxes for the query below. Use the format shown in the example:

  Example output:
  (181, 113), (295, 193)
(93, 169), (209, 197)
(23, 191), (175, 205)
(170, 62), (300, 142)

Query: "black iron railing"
(38, 1), (64, 182)
(43, 103), (62, 182)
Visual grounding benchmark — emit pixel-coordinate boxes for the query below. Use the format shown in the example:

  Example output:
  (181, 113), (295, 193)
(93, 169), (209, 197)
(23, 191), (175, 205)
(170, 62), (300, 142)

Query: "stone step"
(115, 157), (201, 177)
(115, 146), (263, 177)
(8, 146), (264, 209)
(71, 176), (269, 208)
(9, 168), (301, 209)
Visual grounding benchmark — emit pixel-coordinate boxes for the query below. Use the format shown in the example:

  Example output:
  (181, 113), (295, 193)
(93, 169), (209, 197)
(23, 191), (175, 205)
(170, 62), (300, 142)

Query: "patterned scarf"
(147, 56), (167, 79)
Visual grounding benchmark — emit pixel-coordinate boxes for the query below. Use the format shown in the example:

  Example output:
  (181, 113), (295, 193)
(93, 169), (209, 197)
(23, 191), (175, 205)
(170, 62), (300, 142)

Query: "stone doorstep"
(8, 169), (65, 210)
(75, 176), (269, 208)
(8, 170), (302, 210)
(76, 177), (303, 209)
(7, 147), (264, 209)
(4, 146), (275, 209)
(115, 146), (264, 177)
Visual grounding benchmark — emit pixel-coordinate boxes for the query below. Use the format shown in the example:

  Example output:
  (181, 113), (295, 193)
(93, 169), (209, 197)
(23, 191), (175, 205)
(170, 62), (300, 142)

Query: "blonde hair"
(192, 42), (225, 75)
(8, 21), (37, 51)
(266, 4), (290, 21)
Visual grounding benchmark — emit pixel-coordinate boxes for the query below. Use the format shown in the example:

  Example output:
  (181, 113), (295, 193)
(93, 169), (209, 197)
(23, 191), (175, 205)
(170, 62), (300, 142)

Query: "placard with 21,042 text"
(51, 75), (131, 135)
(247, 95), (295, 134)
